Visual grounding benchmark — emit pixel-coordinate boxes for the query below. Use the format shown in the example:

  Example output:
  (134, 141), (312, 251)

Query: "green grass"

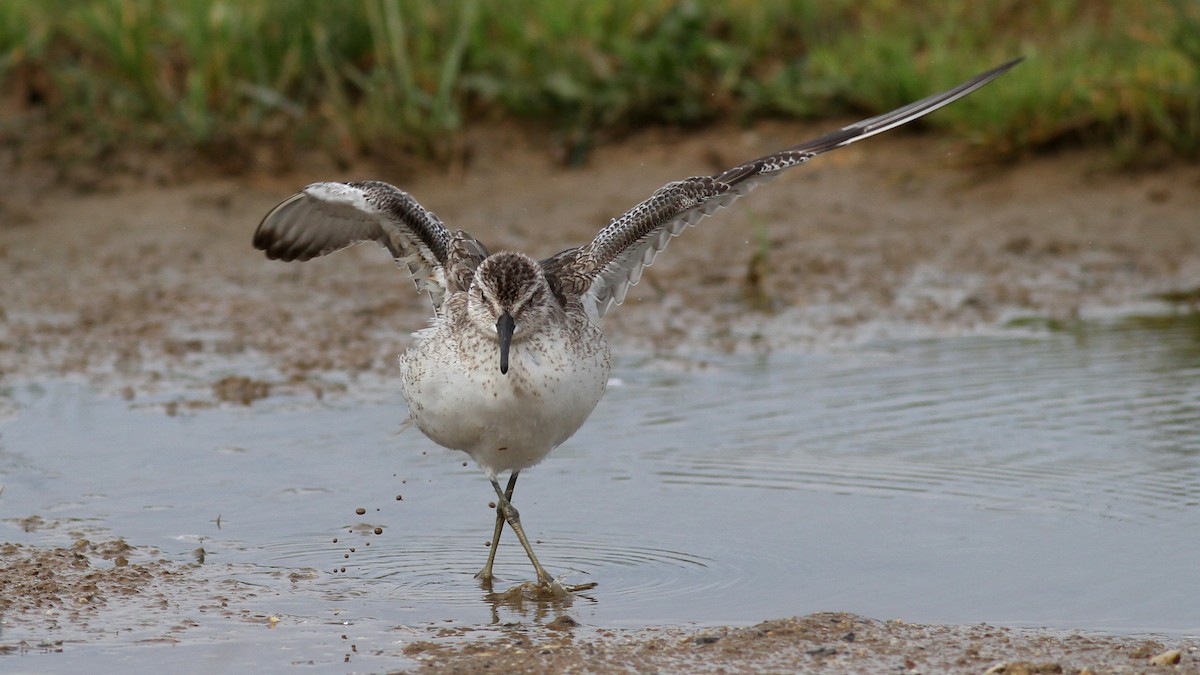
(1, 0), (1198, 169)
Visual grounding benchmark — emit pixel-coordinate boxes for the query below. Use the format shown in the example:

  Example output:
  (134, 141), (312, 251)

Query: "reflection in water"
(479, 580), (588, 625)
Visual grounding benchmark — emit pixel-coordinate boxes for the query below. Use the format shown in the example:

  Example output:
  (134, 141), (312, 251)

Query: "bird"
(253, 58), (1020, 593)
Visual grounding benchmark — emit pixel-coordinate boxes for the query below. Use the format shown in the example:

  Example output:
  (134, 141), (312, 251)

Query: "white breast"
(399, 319), (611, 477)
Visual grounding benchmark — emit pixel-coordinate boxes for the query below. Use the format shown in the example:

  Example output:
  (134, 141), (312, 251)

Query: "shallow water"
(2, 314), (1198, 669)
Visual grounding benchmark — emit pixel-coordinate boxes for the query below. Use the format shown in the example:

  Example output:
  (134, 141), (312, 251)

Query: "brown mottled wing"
(565, 58), (1022, 319)
(540, 246), (588, 312)
(445, 231), (490, 293)
(253, 180), (466, 310)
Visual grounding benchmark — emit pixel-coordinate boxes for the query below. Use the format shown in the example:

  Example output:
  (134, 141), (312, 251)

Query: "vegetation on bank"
(1, 0), (1197, 170)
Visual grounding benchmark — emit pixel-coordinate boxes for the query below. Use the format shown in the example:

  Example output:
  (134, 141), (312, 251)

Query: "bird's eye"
(479, 289), (485, 303)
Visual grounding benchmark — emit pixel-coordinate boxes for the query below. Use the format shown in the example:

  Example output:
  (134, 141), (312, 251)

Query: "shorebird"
(254, 58), (1020, 592)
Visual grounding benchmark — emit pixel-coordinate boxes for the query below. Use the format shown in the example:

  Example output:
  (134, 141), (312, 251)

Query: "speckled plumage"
(397, 251), (611, 478)
(253, 58), (1020, 588)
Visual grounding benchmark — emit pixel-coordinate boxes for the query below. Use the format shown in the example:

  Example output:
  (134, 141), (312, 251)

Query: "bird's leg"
(487, 475), (555, 586)
(475, 471), (519, 582)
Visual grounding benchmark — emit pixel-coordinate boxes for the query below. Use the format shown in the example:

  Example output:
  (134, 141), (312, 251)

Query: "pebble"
(1150, 649), (1181, 666)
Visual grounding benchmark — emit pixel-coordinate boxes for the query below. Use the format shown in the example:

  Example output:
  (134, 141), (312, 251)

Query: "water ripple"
(630, 316), (1200, 523)
(255, 530), (725, 608)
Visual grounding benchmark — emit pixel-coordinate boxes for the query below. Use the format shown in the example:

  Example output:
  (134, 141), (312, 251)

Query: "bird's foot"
(537, 576), (597, 598)
(475, 571), (496, 593)
(488, 577), (597, 601)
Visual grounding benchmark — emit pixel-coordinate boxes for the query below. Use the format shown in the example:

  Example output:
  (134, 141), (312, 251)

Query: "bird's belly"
(400, 328), (611, 476)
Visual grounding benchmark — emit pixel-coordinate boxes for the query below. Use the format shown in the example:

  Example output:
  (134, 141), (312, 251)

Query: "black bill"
(496, 312), (515, 374)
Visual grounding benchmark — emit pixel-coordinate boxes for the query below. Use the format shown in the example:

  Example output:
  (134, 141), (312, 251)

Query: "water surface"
(2, 314), (1198, 670)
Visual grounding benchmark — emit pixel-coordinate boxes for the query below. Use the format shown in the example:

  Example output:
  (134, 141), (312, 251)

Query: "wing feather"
(253, 180), (466, 310)
(568, 58), (1022, 319)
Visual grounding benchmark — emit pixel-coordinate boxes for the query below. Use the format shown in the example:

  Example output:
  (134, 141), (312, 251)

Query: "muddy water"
(2, 314), (1198, 669)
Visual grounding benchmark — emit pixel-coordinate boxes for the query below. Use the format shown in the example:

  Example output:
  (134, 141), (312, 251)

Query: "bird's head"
(467, 251), (558, 374)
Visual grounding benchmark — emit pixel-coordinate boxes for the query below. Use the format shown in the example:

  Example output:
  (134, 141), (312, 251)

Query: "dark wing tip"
(252, 191), (327, 262)
(993, 56), (1025, 74)
(953, 57), (1023, 96)
(253, 231), (320, 262)
(255, 243), (319, 262)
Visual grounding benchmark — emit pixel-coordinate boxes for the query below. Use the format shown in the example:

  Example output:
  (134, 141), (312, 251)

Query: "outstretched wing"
(564, 58), (1022, 319)
(254, 180), (477, 310)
